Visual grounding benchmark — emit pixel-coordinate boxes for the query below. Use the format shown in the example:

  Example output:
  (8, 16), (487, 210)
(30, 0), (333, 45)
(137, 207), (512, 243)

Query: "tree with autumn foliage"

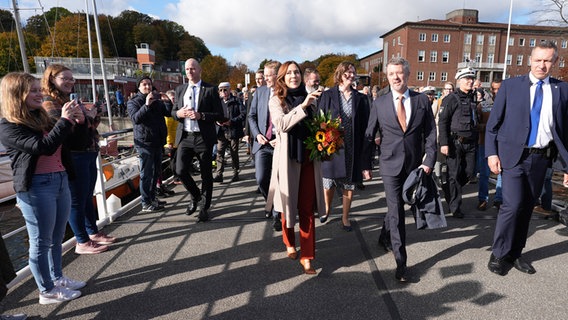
(200, 55), (230, 85)
(316, 54), (359, 88)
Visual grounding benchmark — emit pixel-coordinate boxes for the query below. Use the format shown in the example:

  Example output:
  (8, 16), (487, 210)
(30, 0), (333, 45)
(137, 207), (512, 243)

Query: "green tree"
(317, 54), (358, 87)
(0, 31), (40, 76)
(110, 10), (153, 58)
(0, 9), (15, 33)
(178, 34), (210, 61)
(200, 55), (229, 85)
(25, 7), (72, 38)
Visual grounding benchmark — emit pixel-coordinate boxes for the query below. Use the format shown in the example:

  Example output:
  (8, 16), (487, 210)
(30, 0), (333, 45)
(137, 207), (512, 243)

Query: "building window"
(562, 40), (567, 49)
(476, 35), (484, 45)
(519, 38), (525, 46)
(488, 53), (495, 65)
(530, 38), (536, 47)
(508, 37), (514, 46)
(463, 52), (471, 62)
(430, 51), (438, 63)
(419, 33), (426, 41)
(442, 51), (449, 63)
(429, 72), (436, 82)
(443, 34), (451, 43)
(489, 35), (496, 46)
(393, 39), (396, 47)
(516, 55), (523, 66)
(475, 53), (482, 64)
(506, 54), (512, 65)
(441, 72), (448, 82)
(432, 33), (438, 42)
(418, 50), (425, 62)
(465, 34), (472, 45)
(398, 36), (402, 45)
(417, 71), (424, 81)
(560, 59), (565, 68)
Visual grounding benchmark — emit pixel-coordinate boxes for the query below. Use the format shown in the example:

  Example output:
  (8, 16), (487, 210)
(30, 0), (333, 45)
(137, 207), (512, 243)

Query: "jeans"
(136, 146), (163, 206)
(16, 172), (71, 292)
(69, 152), (99, 243)
(478, 144), (503, 202)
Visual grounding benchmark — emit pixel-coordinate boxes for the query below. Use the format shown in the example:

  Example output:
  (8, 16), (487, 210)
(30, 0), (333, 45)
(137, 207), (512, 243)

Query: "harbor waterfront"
(1, 144), (567, 319)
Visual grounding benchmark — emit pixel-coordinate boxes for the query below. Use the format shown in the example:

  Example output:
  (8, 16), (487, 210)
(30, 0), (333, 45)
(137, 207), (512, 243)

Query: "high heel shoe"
(319, 214), (329, 223)
(300, 259), (316, 275)
(286, 247), (297, 260)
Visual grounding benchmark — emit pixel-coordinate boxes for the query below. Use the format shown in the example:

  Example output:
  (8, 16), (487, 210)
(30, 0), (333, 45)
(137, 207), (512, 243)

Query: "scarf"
(286, 85), (311, 163)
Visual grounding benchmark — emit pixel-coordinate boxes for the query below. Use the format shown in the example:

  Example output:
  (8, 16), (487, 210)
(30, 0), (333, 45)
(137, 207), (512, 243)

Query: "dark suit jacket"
(318, 86), (371, 182)
(365, 90), (437, 176)
(247, 86), (271, 155)
(172, 82), (223, 147)
(485, 74), (568, 171)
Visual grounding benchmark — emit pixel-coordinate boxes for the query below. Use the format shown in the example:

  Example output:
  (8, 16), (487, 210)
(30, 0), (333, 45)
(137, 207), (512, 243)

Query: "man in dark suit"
(172, 58), (223, 222)
(247, 61), (282, 231)
(365, 57), (437, 282)
(485, 40), (568, 276)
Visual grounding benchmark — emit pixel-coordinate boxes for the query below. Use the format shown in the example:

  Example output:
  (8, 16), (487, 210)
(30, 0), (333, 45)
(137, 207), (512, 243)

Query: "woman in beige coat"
(265, 61), (325, 274)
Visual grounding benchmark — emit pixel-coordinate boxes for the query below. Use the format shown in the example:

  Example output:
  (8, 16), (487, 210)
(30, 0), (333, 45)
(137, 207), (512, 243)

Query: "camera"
(70, 93), (78, 102)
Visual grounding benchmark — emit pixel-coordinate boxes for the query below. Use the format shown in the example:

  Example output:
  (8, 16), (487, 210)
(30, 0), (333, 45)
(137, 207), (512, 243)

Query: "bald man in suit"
(172, 58), (223, 222)
(365, 57), (437, 282)
(485, 40), (568, 276)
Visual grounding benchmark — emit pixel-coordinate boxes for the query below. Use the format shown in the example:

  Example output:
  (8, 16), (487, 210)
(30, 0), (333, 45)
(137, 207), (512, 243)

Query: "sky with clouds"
(3, 0), (549, 70)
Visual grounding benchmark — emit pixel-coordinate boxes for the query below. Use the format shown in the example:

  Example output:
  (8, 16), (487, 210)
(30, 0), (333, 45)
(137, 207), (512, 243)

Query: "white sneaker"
(54, 276), (86, 290)
(39, 286), (81, 304)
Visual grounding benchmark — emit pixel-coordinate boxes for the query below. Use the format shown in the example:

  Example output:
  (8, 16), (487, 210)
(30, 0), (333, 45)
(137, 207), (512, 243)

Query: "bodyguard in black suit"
(365, 57), (437, 282)
(172, 58), (223, 222)
(485, 41), (568, 276)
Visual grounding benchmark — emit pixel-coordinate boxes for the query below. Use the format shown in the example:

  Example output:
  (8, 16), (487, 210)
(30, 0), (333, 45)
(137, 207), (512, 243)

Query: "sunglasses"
(219, 88), (228, 92)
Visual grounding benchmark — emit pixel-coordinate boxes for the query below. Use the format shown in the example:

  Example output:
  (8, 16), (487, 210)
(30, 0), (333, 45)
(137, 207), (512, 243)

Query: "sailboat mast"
(84, 0), (98, 103)
(11, 0), (30, 73)
(91, 0), (113, 128)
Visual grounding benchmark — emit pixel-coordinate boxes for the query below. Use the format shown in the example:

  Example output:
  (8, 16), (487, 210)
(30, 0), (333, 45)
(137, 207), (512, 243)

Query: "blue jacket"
(403, 167), (447, 230)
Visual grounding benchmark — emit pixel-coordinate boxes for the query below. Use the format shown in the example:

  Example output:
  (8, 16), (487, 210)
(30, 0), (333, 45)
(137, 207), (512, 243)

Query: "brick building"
(378, 9), (568, 89)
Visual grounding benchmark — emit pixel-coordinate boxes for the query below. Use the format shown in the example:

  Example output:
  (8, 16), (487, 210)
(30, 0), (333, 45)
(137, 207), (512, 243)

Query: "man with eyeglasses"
(248, 61), (282, 231)
(213, 82), (246, 183)
(438, 68), (479, 218)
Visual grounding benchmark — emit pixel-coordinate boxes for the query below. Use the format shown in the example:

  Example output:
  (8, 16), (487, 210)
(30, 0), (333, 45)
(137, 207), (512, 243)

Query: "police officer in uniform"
(438, 67), (479, 218)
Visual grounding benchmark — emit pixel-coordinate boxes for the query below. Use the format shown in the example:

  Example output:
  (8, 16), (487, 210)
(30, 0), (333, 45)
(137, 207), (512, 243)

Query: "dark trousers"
(215, 133), (240, 176)
(381, 173), (408, 269)
(69, 151), (99, 243)
(492, 151), (550, 259)
(446, 139), (477, 214)
(136, 146), (163, 206)
(176, 132), (213, 210)
(254, 145), (274, 200)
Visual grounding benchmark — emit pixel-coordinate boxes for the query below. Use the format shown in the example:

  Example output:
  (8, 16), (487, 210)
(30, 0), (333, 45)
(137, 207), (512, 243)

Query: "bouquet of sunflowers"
(304, 110), (344, 161)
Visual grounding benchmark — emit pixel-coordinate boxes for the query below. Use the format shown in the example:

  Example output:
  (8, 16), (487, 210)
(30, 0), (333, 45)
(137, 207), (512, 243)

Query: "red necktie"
(397, 95), (406, 132)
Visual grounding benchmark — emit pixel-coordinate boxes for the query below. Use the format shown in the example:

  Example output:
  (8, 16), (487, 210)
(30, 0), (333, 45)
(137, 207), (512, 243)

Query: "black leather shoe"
(378, 234), (393, 252)
(213, 175), (223, 183)
(264, 211), (272, 219)
(488, 254), (511, 276)
(230, 175), (240, 182)
(452, 211), (464, 219)
(197, 209), (209, 222)
(513, 256), (536, 274)
(185, 198), (199, 216)
(395, 266), (408, 283)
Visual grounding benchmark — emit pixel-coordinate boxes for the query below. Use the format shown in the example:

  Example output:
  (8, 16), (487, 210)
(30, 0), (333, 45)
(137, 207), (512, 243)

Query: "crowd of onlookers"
(1, 41), (567, 314)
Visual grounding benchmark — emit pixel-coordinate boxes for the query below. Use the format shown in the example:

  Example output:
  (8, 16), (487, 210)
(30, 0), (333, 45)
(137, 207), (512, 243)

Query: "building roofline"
(359, 50), (383, 60)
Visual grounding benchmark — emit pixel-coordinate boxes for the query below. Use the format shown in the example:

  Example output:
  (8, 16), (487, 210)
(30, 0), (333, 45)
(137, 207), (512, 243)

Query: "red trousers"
(281, 160), (316, 260)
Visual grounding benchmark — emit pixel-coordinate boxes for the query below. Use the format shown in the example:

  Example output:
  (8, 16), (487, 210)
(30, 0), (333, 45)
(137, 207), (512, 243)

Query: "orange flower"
(317, 143), (324, 151)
